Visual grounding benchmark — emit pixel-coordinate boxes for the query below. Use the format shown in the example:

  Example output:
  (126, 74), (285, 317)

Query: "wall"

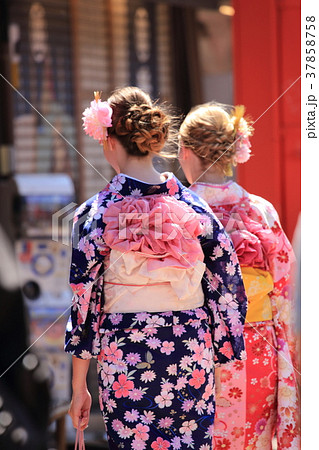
(9, 0), (78, 179)
(232, 0), (301, 240)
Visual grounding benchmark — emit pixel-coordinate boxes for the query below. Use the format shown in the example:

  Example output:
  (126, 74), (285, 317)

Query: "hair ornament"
(82, 91), (113, 143)
(232, 105), (252, 164)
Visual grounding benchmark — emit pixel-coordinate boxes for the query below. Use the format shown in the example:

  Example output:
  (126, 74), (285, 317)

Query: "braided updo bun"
(107, 87), (172, 157)
(179, 102), (253, 172)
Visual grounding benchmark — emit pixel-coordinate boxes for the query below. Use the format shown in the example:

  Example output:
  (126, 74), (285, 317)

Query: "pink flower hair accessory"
(82, 91), (113, 143)
(233, 118), (252, 164)
(231, 105), (253, 164)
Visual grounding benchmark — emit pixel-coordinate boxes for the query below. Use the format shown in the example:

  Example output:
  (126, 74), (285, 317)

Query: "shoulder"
(177, 179), (212, 213)
(73, 186), (121, 231)
(176, 180), (225, 235)
(248, 193), (281, 227)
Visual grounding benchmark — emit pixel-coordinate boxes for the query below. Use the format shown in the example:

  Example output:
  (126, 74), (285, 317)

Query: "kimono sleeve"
(64, 200), (108, 360)
(262, 199), (299, 371)
(250, 196), (300, 446)
(200, 216), (247, 366)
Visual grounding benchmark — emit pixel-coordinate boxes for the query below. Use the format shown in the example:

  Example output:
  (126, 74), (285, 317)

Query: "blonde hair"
(107, 86), (176, 158)
(179, 102), (253, 171)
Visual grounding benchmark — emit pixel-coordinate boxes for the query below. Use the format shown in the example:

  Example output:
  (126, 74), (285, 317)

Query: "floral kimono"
(191, 181), (300, 450)
(65, 173), (247, 449)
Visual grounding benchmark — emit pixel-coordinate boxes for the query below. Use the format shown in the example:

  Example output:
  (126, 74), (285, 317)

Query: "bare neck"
(118, 154), (166, 184)
(193, 169), (227, 185)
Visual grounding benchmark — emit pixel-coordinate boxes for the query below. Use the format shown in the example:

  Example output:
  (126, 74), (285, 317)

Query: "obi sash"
(103, 249), (205, 313)
(241, 267), (274, 323)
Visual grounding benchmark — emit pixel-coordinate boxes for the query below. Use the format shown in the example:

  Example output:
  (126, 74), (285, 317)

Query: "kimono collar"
(106, 172), (183, 198)
(191, 181), (248, 206)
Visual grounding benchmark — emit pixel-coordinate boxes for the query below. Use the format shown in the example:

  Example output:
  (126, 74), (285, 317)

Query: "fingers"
(69, 411), (90, 431)
(68, 406), (79, 430)
(68, 390), (92, 430)
(68, 406), (90, 431)
(79, 409), (90, 431)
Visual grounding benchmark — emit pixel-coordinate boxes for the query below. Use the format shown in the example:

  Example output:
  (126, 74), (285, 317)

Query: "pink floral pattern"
(65, 173), (247, 448)
(191, 181), (300, 449)
(97, 309), (216, 448)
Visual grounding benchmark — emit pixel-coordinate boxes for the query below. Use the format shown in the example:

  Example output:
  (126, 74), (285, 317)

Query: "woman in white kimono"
(178, 103), (300, 450)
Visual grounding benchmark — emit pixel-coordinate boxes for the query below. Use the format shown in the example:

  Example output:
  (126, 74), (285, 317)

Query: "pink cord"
(104, 280), (170, 287)
(74, 419), (85, 450)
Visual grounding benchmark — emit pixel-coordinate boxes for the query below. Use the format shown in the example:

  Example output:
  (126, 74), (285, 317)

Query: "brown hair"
(179, 102), (253, 171)
(107, 86), (175, 158)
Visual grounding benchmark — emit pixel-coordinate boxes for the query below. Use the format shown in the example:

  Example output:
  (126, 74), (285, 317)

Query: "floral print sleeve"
(65, 189), (114, 359)
(201, 225), (247, 365)
(249, 195), (297, 360)
(178, 185), (247, 365)
(258, 200), (300, 448)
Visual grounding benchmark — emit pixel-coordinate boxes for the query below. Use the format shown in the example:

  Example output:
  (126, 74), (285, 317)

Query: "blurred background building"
(0, 0), (300, 449)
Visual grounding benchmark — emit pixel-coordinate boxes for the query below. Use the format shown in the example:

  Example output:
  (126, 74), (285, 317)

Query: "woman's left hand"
(68, 388), (92, 431)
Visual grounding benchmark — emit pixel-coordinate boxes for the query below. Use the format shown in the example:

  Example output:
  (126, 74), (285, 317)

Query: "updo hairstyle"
(179, 103), (253, 172)
(107, 86), (174, 158)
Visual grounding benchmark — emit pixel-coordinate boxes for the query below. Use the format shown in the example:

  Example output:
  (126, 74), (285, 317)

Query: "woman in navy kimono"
(65, 87), (247, 449)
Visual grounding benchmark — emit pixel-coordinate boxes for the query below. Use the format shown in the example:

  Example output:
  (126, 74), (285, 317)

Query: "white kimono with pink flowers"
(191, 181), (300, 450)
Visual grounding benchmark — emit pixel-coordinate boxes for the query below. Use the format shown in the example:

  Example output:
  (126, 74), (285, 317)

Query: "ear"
(102, 137), (114, 160)
(179, 144), (190, 160)
(107, 135), (116, 151)
(103, 139), (108, 152)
